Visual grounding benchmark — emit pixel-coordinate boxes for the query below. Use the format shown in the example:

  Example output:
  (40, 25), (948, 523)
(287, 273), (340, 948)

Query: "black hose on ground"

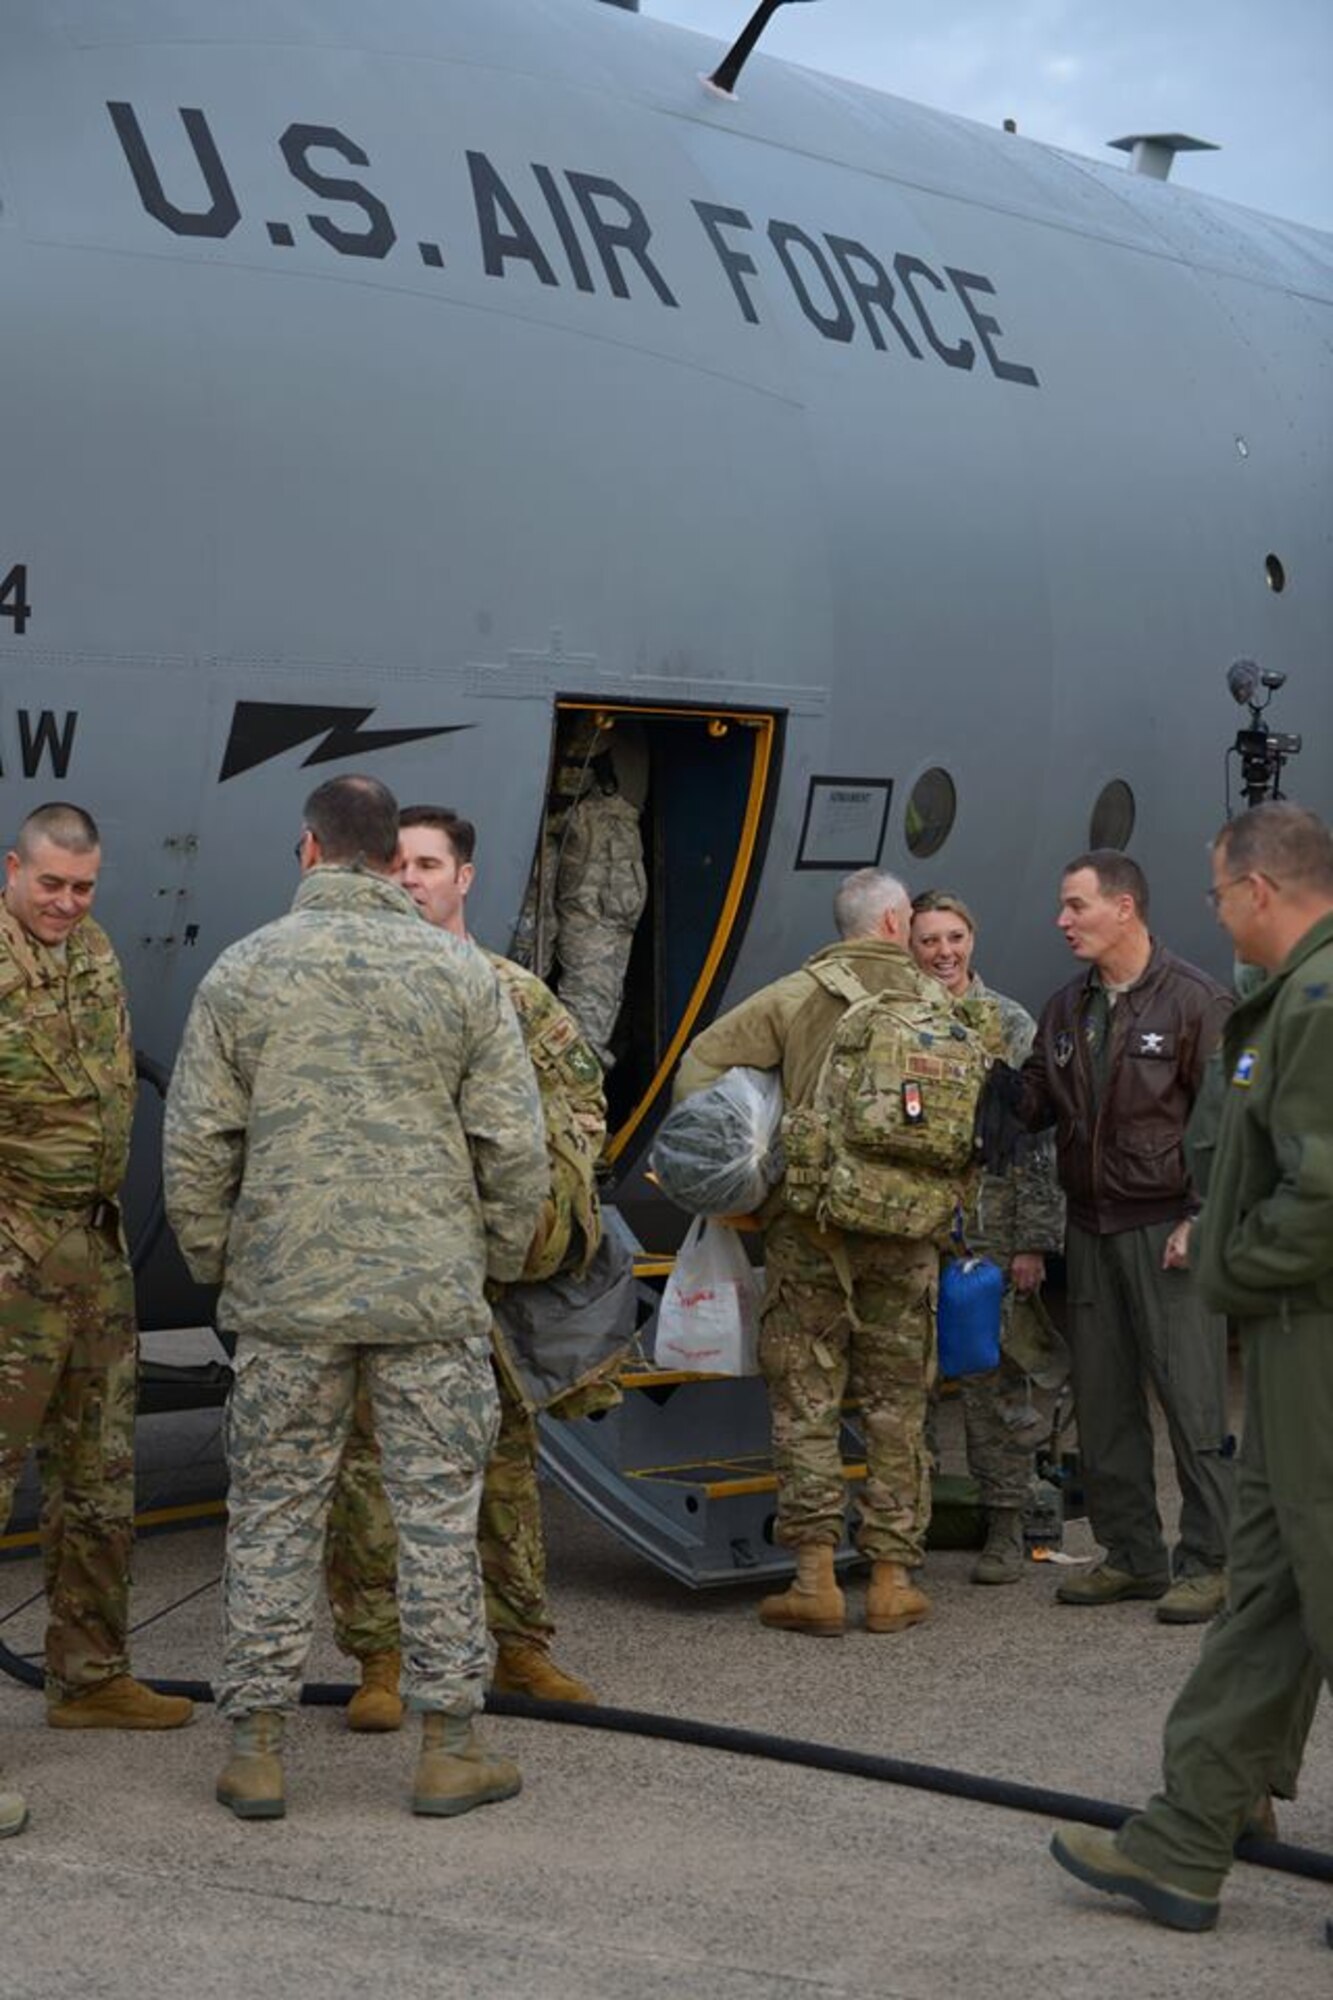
(0, 1632), (1328, 1887)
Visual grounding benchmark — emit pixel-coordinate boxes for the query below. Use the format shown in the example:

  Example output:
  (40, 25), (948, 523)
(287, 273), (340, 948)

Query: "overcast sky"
(642, 0), (1332, 231)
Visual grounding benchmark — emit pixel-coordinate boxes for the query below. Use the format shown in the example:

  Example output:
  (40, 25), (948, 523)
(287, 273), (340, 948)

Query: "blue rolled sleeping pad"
(937, 1254), (1005, 1377)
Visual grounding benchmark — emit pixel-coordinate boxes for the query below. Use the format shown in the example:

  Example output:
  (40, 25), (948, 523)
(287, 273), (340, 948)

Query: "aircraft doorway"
(510, 698), (782, 1162)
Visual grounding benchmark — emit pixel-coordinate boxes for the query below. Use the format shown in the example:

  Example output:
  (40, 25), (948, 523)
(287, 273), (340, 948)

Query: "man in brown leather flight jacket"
(1015, 851), (1233, 1623)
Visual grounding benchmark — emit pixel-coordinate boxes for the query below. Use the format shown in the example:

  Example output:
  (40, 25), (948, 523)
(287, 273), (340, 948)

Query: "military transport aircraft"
(3, 0), (1329, 1578)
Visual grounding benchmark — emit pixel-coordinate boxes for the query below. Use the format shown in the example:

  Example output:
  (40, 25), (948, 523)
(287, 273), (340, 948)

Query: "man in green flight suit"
(1051, 802), (1333, 1935)
(1, 804), (193, 1839)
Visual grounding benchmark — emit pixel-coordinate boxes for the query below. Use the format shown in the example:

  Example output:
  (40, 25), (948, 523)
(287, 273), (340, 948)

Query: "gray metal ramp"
(537, 1241), (1063, 1587)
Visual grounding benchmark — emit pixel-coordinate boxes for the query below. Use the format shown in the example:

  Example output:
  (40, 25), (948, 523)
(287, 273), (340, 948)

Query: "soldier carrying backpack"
(674, 868), (990, 1640)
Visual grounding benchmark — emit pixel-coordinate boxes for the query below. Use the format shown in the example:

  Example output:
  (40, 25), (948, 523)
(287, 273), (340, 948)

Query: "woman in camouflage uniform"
(910, 892), (1066, 1583)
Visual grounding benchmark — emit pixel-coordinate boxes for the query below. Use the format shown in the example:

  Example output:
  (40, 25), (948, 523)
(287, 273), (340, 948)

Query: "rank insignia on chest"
(1231, 1049), (1259, 1088)
(1054, 1030), (1074, 1068)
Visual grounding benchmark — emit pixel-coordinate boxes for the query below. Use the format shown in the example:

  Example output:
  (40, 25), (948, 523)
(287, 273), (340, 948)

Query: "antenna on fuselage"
(1108, 133), (1219, 182)
(702, 0), (820, 101)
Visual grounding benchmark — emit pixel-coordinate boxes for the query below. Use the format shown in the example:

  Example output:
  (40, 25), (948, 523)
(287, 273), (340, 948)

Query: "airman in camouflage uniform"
(551, 783), (647, 1068)
(955, 976), (1066, 1577)
(323, 806), (610, 1719)
(675, 868), (962, 1638)
(164, 777), (547, 1821)
(910, 893), (1067, 1584)
(513, 714), (648, 1067)
(0, 805), (192, 1834)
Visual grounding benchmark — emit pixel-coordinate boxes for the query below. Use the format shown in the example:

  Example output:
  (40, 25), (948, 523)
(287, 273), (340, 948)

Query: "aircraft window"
(904, 768), (956, 858)
(1265, 554), (1286, 593)
(1090, 780), (1136, 850)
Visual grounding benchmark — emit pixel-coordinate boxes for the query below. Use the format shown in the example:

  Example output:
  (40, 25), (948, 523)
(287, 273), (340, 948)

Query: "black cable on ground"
(0, 1633), (1328, 1887)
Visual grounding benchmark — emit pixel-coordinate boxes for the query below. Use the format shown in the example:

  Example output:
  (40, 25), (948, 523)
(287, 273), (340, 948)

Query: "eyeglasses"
(293, 829), (310, 862)
(1206, 871), (1278, 909)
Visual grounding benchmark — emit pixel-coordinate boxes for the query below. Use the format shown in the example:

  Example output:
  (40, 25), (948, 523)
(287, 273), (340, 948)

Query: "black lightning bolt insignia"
(219, 702), (470, 782)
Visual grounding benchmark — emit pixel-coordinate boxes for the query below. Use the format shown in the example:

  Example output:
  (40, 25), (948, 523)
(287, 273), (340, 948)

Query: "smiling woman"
(908, 890), (976, 998)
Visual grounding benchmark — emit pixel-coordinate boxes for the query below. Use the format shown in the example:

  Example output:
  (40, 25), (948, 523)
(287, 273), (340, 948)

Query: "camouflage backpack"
(488, 953), (606, 1282)
(782, 960), (989, 1239)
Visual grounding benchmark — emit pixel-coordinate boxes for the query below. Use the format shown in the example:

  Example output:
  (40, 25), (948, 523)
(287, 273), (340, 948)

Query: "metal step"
(537, 1218), (1064, 1587)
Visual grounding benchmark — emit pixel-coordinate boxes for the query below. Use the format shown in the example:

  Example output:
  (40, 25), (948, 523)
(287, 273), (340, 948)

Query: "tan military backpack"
(782, 961), (988, 1239)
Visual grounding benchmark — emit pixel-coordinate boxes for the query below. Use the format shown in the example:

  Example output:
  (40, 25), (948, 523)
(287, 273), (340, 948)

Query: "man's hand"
(1162, 1219), (1193, 1270)
(1010, 1252), (1045, 1295)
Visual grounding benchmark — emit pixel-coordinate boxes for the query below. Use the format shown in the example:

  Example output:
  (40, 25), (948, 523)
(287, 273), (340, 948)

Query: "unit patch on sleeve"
(1231, 1049), (1259, 1088)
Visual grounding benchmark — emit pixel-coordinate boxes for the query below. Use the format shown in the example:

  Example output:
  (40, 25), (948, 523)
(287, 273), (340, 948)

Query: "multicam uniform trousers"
(0, 1222), (136, 1699)
(760, 1213), (936, 1566)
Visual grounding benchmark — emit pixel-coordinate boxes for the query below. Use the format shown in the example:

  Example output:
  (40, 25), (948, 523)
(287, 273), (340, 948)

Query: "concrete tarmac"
(2, 1394), (1330, 2000)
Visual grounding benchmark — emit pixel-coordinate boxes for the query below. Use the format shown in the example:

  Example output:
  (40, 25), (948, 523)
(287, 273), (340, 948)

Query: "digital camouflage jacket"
(164, 867), (547, 1347)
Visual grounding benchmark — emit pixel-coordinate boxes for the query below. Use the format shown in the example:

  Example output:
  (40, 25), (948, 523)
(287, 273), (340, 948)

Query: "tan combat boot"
(347, 1650), (404, 1732)
(758, 1544), (846, 1635)
(412, 1711), (522, 1818)
(48, 1675), (194, 1730)
(492, 1636), (595, 1704)
(866, 1561), (930, 1633)
(971, 1508), (1026, 1586)
(0, 1777), (27, 1839)
(216, 1712), (286, 1820)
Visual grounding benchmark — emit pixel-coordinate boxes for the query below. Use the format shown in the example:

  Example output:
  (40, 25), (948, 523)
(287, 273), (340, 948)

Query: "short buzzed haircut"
(302, 774), (398, 867)
(399, 805), (476, 866)
(15, 803), (100, 859)
(1064, 848), (1149, 921)
(1216, 802), (1333, 895)
(834, 868), (910, 941)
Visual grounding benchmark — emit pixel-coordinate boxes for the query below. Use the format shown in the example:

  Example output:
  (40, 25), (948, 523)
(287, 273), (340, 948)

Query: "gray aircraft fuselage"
(2, 0), (1330, 1326)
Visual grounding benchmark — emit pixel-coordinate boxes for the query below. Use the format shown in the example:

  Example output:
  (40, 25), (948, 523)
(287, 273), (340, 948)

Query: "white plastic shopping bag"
(653, 1217), (761, 1375)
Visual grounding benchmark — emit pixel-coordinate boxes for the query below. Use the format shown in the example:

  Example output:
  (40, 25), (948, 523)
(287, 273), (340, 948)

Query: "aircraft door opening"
(510, 699), (782, 1165)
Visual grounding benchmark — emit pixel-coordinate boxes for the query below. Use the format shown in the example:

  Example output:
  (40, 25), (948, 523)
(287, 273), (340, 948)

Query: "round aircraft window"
(904, 768), (956, 858)
(1090, 780), (1135, 851)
